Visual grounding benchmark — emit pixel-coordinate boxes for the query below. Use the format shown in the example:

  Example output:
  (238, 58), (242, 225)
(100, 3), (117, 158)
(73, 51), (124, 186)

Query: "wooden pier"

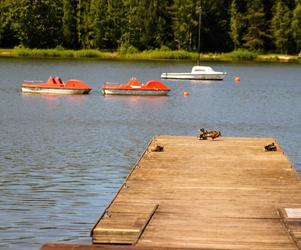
(42, 136), (301, 250)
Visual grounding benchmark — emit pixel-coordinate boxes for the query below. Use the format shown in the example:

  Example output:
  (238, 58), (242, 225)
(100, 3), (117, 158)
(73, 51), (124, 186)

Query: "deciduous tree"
(0, 0), (19, 47)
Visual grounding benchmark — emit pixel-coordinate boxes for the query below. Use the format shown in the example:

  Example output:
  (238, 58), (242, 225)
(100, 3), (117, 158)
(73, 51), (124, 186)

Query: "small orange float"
(183, 91), (190, 96)
(234, 76), (241, 83)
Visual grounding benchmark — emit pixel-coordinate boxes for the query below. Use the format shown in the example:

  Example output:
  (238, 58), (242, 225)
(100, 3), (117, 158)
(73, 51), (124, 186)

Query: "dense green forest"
(1, 0), (301, 54)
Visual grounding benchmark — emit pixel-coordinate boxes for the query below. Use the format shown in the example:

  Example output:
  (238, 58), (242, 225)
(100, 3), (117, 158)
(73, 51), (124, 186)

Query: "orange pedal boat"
(21, 76), (91, 95)
(102, 78), (170, 96)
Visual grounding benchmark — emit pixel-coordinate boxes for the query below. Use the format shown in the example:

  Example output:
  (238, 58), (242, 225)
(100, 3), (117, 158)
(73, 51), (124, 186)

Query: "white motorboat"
(161, 2), (227, 81)
(161, 66), (227, 80)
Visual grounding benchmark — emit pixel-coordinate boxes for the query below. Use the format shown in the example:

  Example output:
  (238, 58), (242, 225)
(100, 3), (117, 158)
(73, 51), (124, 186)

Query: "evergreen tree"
(0, 0), (300, 53)
(107, 0), (127, 49)
(243, 0), (268, 51)
(62, 0), (79, 49)
(121, 0), (141, 49)
(230, 0), (243, 50)
(140, 0), (171, 50)
(14, 0), (63, 48)
(76, 0), (91, 49)
(271, 0), (292, 54)
(156, 0), (174, 49)
(90, 0), (126, 50)
(171, 0), (198, 50)
(292, 4), (301, 52)
(121, 0), (171, 50)
(89, 0), (107, 49)
(200, 0), (232, 52)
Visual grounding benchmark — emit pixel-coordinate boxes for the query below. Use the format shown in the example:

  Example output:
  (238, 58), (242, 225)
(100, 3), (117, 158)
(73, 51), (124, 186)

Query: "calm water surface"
(0, 58), (300, 249)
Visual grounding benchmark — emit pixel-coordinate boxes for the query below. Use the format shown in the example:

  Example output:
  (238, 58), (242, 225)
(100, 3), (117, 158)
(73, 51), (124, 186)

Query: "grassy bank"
(0, 48), (300, 63)
(0, 48), (117, 59)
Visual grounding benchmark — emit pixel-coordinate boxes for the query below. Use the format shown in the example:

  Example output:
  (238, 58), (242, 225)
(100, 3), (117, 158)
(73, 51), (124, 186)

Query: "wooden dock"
(42, 136), (301, 250)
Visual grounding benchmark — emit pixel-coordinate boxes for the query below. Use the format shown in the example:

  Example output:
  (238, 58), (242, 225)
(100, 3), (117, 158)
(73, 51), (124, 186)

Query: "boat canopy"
(144, 80), (170, 90)
(191, 66), (215, 73)
(103, 78), (170, 91)
(128, 78), (142, 88)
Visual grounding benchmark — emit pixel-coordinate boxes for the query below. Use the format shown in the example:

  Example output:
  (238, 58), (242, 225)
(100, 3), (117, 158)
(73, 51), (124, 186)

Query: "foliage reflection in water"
(0, 59), (300, 250)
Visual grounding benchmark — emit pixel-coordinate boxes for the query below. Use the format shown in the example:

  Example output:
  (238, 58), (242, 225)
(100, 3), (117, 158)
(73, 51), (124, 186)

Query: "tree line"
(0, 0), (301, 54)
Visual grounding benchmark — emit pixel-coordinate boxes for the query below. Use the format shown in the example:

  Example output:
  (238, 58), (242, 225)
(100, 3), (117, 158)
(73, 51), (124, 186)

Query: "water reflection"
(164, 79), (224, 84)
(0, 59), (300, 250)
(21, 93), (88, 103)
(102, 95), (168, 108)
(190, 80), (220, 84)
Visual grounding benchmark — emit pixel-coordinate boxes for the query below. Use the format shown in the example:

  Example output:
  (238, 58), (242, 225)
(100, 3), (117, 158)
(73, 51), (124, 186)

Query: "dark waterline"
(0, 58), (300, 249)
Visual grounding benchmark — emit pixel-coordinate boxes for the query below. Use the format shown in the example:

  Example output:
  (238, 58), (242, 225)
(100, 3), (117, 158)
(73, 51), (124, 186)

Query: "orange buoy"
(183, 91), (190, 96)
(234, 76), (241, 83)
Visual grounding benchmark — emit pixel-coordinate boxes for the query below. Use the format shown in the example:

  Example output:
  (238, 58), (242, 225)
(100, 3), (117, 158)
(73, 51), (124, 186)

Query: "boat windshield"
(54, 77), (64, 85)
(192, 66), (213, 73)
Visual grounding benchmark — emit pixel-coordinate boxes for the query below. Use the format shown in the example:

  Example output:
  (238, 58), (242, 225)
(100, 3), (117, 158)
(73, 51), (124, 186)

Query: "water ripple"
(0, 59), (300, 249)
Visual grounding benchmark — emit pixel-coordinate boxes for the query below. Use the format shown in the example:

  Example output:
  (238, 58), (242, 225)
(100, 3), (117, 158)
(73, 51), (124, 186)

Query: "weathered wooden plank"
(279, 208), (301, 249)
(137, 239), (298, 250)
(92, 203), (158, 244)
(91, 136), (301, 249)
(41, 243), (220, 250)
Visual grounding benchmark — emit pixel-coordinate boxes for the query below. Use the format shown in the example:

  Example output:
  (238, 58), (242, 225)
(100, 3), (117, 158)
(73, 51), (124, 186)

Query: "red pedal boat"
(102, 78), (170, 96)
(21, 76), (91, 95)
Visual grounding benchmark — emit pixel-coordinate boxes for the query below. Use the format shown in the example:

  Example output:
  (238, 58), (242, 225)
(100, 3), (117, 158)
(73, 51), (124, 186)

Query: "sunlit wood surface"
(91, 136), (301, 250)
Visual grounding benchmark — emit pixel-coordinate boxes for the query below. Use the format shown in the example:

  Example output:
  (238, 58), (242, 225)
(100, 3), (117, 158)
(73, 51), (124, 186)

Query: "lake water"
(0, 58), (300, 249)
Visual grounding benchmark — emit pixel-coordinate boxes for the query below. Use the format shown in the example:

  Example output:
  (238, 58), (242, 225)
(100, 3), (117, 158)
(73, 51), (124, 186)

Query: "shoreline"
(0, 48), (300, 63)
